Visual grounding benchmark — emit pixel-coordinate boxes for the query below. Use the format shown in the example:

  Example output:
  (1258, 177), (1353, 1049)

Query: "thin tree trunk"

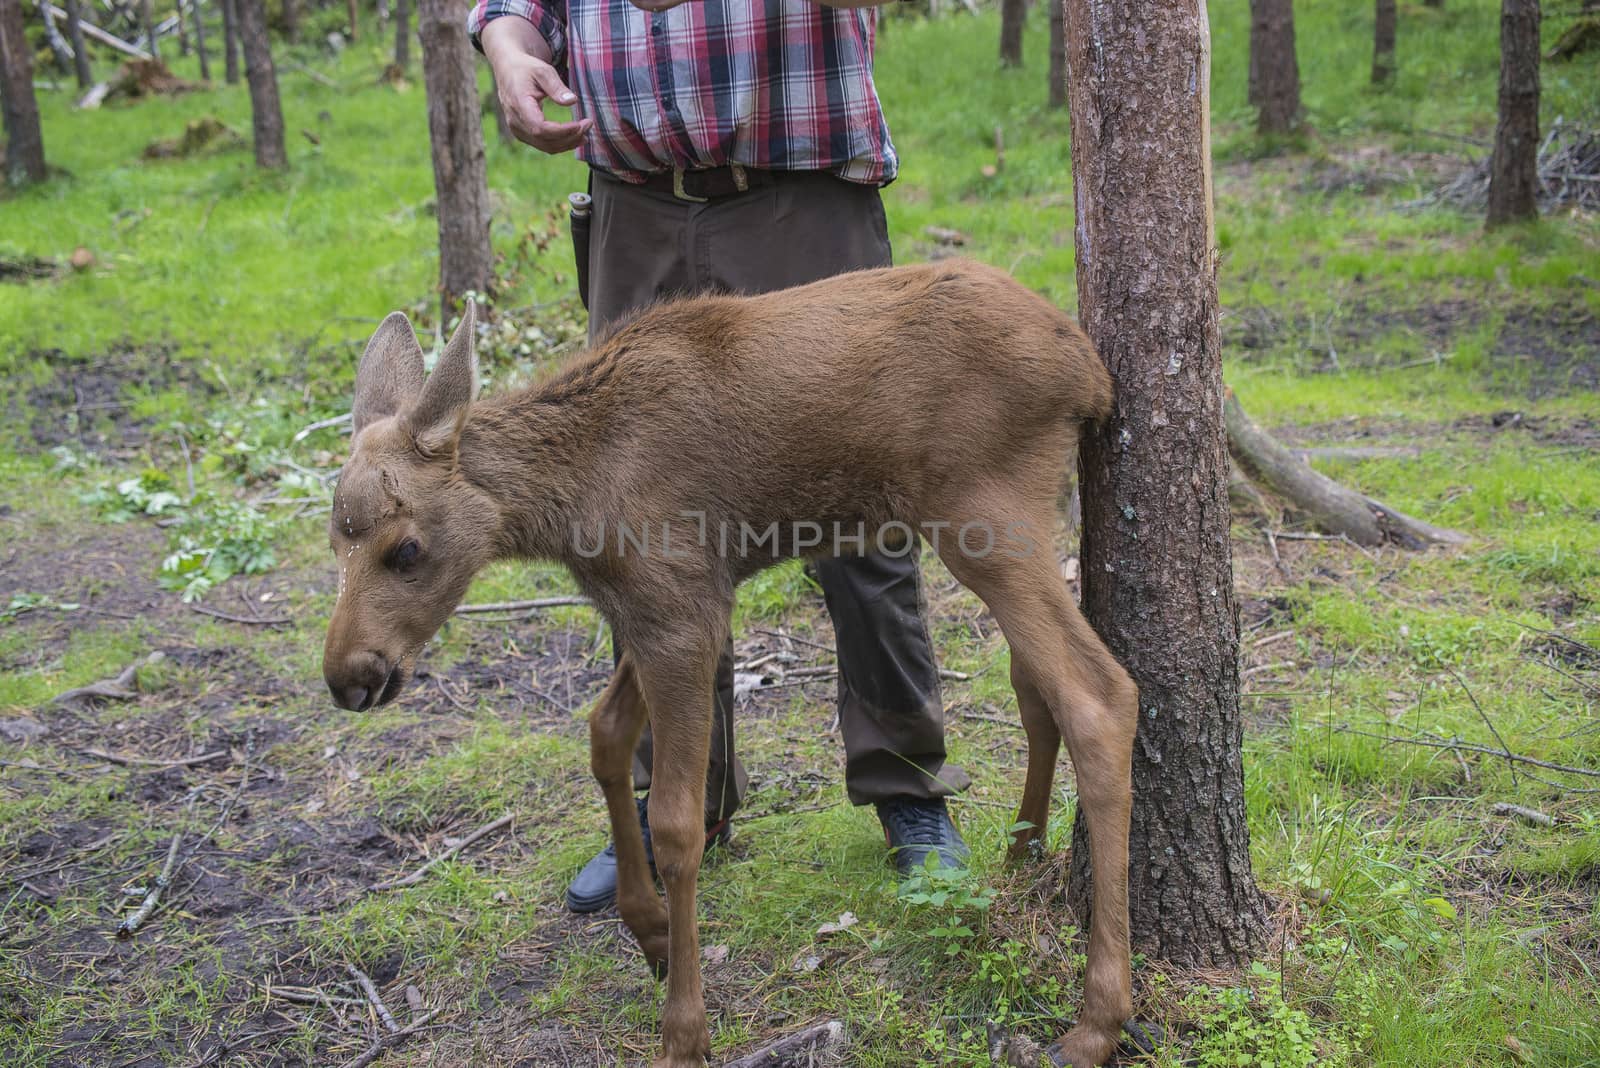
(0, 0), (47, 184)
(1250, 0), (1299, 135)
(193, 0), (210, 81)
(346, 0), (357, 40)
(176, 0), (189, 56)
(141, 0), (160, 58)
(393, 0), (408, 68)
(999, 0), (1024, 66)
(417, 0), (493, 313)
(1062, 0), (1270, 967)
(221, 0), (238, 83)
(1047, 0), (1065, 108)
(237, 0), (286, 168)
(1487, 0), (1540, 226)
(281, 0), (298, 43)
(1372, 0), (1396, 85)
(65, 0), (91, 86)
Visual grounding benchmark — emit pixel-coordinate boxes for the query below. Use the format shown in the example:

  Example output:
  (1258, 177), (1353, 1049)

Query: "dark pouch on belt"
(568, 186), (593, 311)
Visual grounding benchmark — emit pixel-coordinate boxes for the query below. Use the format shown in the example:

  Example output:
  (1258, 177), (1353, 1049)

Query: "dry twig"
(368, 813), (514, 892)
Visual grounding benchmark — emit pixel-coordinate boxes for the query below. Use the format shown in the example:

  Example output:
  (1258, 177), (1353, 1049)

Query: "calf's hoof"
(1043, 1024), (1119, 1068)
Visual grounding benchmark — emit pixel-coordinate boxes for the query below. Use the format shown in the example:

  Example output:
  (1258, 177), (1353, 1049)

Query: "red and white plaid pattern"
(469, 0), (898, 185)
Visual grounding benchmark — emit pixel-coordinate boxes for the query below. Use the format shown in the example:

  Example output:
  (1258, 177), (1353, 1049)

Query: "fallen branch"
(368, 813), (513, 891)
(346, 965), (401, 1034)
(1492, 802), (1556, 827)
(41, 2), (152, 58)
(341, 1008), (442, 1068)
(190, 605), (292, 626)
(724, 1019), (848, 1067)
(1335, 726), (1600, 780)
(1225, 389), (1469, 549)
(281, 59), (339, 88)
(55, 651), (164, 706)
(293, 411), (352, 442)
(454, 596), (590, 615)
(82, 747), (227, 768)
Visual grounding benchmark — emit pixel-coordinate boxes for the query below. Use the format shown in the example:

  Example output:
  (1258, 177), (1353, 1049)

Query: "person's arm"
(474, 4), (593, 154)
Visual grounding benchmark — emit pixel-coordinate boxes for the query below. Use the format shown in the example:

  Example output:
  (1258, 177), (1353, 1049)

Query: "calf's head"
(323, 306), (497, 711)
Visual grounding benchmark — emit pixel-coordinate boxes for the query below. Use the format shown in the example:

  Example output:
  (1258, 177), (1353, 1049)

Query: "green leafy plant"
(159, 496), (283, 602)
(1188, 962), (1339, 1068)
(81, 470), (185, 522)
(898, 855), (996, 957)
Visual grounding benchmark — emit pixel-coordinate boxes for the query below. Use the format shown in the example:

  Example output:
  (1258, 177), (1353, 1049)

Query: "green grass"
(3, 1), (1599, 1065)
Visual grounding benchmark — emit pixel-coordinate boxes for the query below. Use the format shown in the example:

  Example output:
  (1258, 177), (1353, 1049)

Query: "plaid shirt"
(468, 0), (898, 185)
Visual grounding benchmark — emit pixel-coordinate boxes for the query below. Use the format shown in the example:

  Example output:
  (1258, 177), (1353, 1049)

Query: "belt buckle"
(672, 167), (709, 203)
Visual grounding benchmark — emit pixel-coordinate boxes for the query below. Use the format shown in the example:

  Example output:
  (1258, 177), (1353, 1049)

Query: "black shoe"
(876, 796), (970, 877)
(565, 795), (732, 913)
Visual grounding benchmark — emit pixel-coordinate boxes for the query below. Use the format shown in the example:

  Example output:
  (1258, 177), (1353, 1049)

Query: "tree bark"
(176, 0), (189, 56)
(418, 0), (493, 313)
(1062, 0), (1270, 967)
(221, 0), (239, 83)
(1487, 0), (1540, 227)
(346, 0), (357, 40)
(193, 0), (211, 81)
(237, 0), (287, 169)
(999, 0), (1024, 67)
(393, 0), (408, 68)
(1249, 0), (1299, 135)
(281, 0), (298, 43)
(0, 0), (47, 184)
(65, 0), (91, 86)
(1372, 0), (1396, 85)
(141, 0), (160, 58)
(1047, 0), (1065, 108)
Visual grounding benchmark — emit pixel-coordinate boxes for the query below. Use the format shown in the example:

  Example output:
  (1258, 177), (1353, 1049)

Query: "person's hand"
(482, 22), (592, 154)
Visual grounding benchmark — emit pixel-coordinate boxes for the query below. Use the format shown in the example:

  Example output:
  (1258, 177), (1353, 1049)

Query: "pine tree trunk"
(0, 0), (47, 184)
(237, 0), (287, 169)
(1048, 0), (1065, 109)
(1250, 0), (1299, 135)
(346, 0), (357, 40)
(999, 0), (1025, 66)
(393, 0), (409, 68)
(65, 0), (92, 87)
(193, 0), (211, 81)
(1487, 0), (1540, 226)
(222, 0), (239, 83)
(1061, 0), (1271, 968)
(417, 0), (493, 312)
(141, 0), (160, 58)
(1372, 0), (1396, 85)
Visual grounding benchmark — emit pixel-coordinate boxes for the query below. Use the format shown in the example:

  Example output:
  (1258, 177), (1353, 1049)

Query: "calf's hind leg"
(938, 531), (1137, 1068)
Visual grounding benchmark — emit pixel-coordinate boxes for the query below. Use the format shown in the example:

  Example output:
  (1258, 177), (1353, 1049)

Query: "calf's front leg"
(589, 653), (669, 969)
(631, 629), (722, 1068)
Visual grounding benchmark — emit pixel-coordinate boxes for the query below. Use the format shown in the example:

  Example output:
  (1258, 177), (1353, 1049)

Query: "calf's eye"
(393, 539), (421, 571)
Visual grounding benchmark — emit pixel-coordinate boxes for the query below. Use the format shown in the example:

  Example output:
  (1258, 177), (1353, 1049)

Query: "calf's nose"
(325, 651), (389, 711)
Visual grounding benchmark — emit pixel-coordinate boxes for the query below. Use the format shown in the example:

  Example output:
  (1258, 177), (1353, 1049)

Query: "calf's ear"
(353, 313), (427, 435)
(404, 301), (480, 458)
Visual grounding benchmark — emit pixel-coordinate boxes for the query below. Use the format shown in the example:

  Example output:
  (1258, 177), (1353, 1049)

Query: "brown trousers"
(584, 168), (969, 825)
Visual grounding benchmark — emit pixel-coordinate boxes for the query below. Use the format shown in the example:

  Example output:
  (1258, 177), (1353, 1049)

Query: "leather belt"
(639, 163), (774, 202)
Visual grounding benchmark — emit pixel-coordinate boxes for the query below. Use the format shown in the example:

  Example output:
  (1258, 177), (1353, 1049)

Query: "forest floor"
(3, 1), (1599, 1066)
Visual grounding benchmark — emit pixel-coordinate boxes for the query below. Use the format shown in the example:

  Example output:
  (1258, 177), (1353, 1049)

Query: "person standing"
(470, 0), (970, 914)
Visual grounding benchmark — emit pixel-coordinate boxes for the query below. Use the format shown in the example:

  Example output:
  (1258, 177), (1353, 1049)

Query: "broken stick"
(1224, 389), (1468, 549)
(367, 813), (513, 891)
(724, 1020), (848, 1067)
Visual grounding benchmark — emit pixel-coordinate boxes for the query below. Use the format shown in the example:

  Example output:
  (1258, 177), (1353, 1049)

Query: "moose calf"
(322, 260), (1138, 1067)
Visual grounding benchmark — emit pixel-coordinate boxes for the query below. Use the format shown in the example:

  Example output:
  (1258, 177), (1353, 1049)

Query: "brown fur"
(322, 260), (1137, 1068)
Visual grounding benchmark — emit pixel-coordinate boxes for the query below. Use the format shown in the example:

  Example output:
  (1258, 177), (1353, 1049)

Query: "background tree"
(1372, 0), (1396, 85)
(1250, 0), (1300, 135)
(346, 0), (358, 41)
(221, 0), (239, 84)
(237, 0), (287, 168)
(417, 0), (493, 313)
(281, 0), (298, 44)
(193, 0), (211, 81)
(1048, 0), (1065, 109)
(65, 0), (92, 87)
(0, 0), (47, 184)
(1487, 0), (1540, 226)
(393, 0), (409, 69)
(141, 0), (160, 58)
(1062, 0), (1272, 964)
(999, 0), (1024, 67)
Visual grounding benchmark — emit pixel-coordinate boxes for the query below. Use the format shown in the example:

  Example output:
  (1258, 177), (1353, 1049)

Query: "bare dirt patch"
(12, 345), (218, 454)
